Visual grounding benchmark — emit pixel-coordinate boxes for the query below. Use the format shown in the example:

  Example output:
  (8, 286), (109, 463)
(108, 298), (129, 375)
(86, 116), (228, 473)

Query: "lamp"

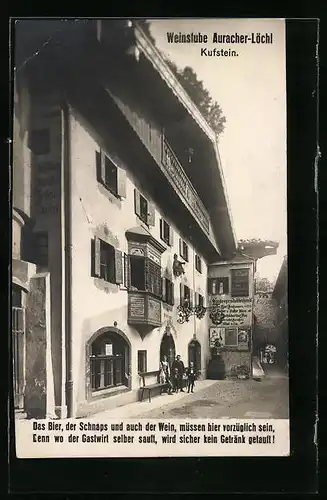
(177, 296), (226, 325)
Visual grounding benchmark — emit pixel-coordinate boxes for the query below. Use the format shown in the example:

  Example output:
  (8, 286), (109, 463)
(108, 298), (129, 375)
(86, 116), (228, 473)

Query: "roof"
(238, 239), (279, 260)
(15, 19), (237, 258)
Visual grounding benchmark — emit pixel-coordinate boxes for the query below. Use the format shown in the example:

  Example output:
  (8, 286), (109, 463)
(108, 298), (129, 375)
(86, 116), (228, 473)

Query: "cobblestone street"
(133, 375), (289, 420)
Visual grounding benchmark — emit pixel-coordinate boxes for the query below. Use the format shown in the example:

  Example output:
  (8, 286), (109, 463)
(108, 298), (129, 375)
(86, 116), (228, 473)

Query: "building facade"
(208, 254), (255, 377)
(13, 20), (239, 418)
(207, 238), (279, 377)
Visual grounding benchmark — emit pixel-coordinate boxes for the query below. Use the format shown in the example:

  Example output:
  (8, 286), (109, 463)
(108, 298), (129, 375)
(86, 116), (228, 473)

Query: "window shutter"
(195, 292), (199, 307)
(180, 283), (184, 305)
(223, 277), (229, 294)
(160, 219), (163, 240)
(147, 203), (155, 226)
(97, 150), (106, 184)
(96, 150), (102, 183)
(114, 249), (123, 284)
(207, 278), (212, 294)
(161, 277), (166, 301)
(124, 253), (131, 288)
(117, 168), (127, 198)
(134, 189), (141, 217)
(94, 237), (101, 277)
(179, 238), (183, 257)
(171, 282), (175, 305)
(168, 226), (174, 246)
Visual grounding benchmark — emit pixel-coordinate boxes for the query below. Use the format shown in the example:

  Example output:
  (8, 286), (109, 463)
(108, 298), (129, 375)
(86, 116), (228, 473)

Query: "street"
(133, 371), (289, 420)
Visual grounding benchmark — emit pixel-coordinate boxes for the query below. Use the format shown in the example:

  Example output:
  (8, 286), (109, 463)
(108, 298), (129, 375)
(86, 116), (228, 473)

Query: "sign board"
(211, 299), (252, 327)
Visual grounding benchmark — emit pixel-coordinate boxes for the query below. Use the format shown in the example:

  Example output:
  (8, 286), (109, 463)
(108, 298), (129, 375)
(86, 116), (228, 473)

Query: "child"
(172, 367), (180, 393)
(186, 362), (197, 393)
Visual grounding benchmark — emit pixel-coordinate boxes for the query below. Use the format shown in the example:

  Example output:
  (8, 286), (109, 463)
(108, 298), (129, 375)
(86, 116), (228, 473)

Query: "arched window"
(89, 331), (129, 392)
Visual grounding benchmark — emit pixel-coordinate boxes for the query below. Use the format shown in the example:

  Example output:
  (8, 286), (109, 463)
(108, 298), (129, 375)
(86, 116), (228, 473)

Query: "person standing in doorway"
(159, 355), (173, 394)
(186, 361), (197, 393)
(172, 355), (185, 392)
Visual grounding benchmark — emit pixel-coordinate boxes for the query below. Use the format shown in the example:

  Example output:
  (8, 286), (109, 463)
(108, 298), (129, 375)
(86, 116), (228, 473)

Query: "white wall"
(69, 109), (210, 414)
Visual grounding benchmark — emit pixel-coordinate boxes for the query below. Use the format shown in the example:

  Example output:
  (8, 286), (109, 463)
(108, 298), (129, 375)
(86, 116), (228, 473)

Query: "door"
(188, 340), (201, 372)
(160, 333), (176, 369)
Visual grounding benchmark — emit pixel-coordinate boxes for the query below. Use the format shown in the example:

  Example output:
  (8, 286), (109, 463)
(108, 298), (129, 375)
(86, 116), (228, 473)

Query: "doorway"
(160, 332), (176, 369)
(188, 339), (201, 372)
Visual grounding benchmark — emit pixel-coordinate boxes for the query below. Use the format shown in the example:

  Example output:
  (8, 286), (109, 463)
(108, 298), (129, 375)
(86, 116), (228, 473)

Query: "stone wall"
(221, 351), (252, 377)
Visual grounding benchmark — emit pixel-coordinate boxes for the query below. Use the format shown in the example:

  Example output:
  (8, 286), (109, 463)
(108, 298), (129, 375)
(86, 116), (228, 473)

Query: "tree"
(137, 21), (226, 137)
(255, 277), (274, 293)
(137, 19), (157, 46)
(165, 61), (226, 137)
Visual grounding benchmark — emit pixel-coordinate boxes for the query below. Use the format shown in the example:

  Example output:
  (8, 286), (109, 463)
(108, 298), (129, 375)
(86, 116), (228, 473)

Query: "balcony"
(161, 139), (210, 235)
(127, 291), (162, 333)
(107, 89), (212, 240)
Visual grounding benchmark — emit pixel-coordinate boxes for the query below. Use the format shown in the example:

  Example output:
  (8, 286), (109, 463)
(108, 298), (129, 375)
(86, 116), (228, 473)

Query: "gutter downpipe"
(62, 99), (73, 418)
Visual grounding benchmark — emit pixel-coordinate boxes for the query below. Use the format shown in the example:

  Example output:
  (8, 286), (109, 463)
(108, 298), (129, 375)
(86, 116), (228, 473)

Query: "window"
(160, 219), (173, 246)
(99, 241), (115, 282)
(224, 328), (238, 346)
(208, 277), (229, 295)
(194, 292), (204, 308)
(90, 333), (128, 391)
(231, 269), (249, 297)
(128, 255), (162, 298)
(195, 255), (202, 273)
(162, 278), (174, 305)
(180, 283), (192, 306)
(134, 189), (155, 226)
(91, 237), (123, 285)
(35, 232), (48, 267)
(30, 128), (50, 155)
(12, 287), (21, 307)
(96, 150), (126, 198)
(137, 350), (147, 373)
(179, 239), (189, 261)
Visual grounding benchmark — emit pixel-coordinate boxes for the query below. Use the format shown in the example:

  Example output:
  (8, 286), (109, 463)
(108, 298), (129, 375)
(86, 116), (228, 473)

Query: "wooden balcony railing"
(161, 138), (210, 235)
(107, 89), (211, 237)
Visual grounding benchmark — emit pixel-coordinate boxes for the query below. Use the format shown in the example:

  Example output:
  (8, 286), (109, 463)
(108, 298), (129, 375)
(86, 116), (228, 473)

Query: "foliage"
(165, 60), (226, 137)
(137, 20), (226, 137)
(255, 276), (274, 293)
(137, 19), (157, 45)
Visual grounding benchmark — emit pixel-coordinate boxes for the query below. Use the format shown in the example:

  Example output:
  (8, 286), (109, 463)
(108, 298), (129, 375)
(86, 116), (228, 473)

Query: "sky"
(148, 19), (287, 284)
